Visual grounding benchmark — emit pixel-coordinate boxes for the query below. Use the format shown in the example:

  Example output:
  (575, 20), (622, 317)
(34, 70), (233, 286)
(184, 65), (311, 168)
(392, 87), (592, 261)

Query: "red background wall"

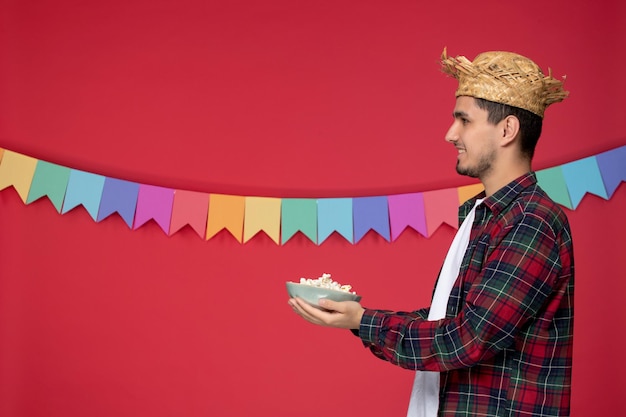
(1, 0), (625, 416)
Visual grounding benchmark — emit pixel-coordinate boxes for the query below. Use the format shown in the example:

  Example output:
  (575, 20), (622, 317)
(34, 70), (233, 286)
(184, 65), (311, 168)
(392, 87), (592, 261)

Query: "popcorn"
(298, 273), (356, 294)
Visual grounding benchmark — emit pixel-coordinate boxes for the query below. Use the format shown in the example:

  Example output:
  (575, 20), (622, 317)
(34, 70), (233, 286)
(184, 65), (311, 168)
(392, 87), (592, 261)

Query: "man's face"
(445, 96), (500, 179)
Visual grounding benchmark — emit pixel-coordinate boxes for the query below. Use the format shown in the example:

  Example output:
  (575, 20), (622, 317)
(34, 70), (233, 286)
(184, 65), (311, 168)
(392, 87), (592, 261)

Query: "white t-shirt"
(406, 199), (483, 417)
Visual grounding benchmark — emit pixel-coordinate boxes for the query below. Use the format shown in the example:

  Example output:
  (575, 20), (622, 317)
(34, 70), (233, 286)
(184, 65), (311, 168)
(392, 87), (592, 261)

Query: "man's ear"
(501, 115), (521, 146)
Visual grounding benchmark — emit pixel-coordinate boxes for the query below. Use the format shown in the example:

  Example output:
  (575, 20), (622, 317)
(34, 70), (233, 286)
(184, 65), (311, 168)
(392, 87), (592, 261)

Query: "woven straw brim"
(441, 48), (568, 118)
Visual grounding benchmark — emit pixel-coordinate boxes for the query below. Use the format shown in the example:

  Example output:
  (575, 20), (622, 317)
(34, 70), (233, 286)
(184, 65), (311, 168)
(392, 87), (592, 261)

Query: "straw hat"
(441, 48), (568, 118)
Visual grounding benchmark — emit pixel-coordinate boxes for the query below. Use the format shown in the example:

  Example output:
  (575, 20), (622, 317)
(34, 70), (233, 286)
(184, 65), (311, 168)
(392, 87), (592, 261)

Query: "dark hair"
(474, 97), (543, 160)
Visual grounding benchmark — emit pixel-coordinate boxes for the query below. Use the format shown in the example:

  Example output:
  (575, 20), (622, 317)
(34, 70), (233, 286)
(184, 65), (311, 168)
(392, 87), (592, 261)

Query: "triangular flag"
(596, 145), (626, 198)
(423, 188), (459, 237)
(457, 183), (484, 204)
(62, 169), (106, 220)
(317, 198), (353, 244)
(97, 178), (140, 228)
(281, 198), (317, 244)
(243, 197), (281, 244)
(561, 157), (608, 208)
(0, 150), (38, 203)
(536, 167), (572, 209)
(0, 148), (4, 163)
(133, 185), (174, 234)
(26, 161), (71, 212)
(388, 193), (427, 240)
(170, 190), (210, 238)
(353, 196), (390, 243)
(206, 194), (245, 242)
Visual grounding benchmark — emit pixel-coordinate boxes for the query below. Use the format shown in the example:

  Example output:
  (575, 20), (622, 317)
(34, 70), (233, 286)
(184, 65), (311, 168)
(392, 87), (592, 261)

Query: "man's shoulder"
(515, 184), (571, 229)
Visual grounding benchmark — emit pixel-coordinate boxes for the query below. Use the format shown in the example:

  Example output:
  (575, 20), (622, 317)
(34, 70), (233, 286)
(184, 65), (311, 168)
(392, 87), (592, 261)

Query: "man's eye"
(461, 118), (469, 125)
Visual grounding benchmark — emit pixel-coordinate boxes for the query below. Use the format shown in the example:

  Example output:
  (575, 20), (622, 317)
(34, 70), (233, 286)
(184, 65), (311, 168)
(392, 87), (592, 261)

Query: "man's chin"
(456, 165), (479, 178)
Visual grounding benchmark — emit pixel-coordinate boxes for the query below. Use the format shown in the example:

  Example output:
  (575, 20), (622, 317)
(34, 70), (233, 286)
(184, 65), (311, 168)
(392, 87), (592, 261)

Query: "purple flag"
(596, 145), (626, 198)
(353, 196), (390, 242)
(97, 178), (140, 228)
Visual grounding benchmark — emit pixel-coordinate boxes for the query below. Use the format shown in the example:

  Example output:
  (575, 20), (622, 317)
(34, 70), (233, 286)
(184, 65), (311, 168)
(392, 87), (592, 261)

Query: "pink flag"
(170, 190), (210, 238)
(133, 185), (175, 234)
(423, 188), (459, 237)
(388, 193), (427, 240)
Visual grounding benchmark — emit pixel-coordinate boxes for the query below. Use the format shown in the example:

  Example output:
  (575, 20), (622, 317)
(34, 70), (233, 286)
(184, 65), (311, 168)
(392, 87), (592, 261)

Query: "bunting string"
(0, 145), (624, 245)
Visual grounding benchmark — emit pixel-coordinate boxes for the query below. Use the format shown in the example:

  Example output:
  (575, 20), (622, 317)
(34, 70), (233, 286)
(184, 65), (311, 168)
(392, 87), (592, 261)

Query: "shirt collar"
(461, 172), (538, 216)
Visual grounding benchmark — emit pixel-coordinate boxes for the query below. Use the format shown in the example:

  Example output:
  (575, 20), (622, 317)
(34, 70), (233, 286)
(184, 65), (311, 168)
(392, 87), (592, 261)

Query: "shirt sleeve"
(358, 308), (430, 363)
(358, 211), (563, 371)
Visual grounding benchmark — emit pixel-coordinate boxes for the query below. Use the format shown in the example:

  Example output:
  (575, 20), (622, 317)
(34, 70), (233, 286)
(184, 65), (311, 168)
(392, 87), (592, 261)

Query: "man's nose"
(445, 123), (458, 143)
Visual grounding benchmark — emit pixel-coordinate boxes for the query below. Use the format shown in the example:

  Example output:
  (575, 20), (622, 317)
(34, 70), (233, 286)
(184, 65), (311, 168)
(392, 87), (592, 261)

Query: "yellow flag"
(243, 197), (281, 244)
(0, 150), (38, 203)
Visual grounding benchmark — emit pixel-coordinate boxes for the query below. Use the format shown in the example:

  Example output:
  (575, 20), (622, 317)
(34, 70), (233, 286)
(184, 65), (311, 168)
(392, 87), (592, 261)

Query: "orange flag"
(457, 183), (484, 204)
(206, 194), (245, 242)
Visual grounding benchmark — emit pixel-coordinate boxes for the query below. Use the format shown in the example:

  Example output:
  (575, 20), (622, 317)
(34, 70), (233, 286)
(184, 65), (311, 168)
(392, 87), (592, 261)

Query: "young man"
(289, 49), (574, 417)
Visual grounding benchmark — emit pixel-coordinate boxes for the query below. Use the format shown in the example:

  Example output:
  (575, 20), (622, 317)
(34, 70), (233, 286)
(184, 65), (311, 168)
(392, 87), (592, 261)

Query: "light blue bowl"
(286, 282), (362, 308)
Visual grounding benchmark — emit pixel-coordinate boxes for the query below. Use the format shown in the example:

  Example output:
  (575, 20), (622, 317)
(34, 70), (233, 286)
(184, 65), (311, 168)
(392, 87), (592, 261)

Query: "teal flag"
(26, 161), (71, 212)
(536, 167), (572, 209)
(281, 198), (317, 244)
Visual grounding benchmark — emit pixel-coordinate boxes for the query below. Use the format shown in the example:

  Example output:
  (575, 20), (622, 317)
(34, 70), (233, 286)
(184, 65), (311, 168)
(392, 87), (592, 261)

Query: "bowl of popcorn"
(286, 273), (361, 308)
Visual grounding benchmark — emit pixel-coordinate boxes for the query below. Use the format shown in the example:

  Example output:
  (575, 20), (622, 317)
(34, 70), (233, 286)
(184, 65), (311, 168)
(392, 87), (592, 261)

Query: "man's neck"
(481, 164), (530, 197)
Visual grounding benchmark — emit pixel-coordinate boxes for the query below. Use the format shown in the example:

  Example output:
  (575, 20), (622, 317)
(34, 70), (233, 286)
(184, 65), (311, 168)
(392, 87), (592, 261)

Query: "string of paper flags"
(0, 145), (624, 245)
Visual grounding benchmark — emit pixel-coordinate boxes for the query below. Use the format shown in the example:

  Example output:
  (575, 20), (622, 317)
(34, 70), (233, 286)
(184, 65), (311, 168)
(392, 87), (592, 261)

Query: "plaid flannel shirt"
(359, 172), (574, 417)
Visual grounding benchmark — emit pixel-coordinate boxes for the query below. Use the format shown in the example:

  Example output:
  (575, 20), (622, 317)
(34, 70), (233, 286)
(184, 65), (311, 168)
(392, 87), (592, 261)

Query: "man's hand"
(288, 297), (364, 330)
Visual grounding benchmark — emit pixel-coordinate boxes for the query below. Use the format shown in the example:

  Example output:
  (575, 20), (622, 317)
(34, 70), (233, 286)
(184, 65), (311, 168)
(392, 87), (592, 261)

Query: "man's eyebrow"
(453, 110), (469, 119)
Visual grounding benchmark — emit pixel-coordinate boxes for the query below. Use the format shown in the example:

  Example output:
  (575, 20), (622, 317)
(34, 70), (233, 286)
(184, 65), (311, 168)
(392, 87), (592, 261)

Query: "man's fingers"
(289, 298), (328, 325)
(318, 298), (342, 311)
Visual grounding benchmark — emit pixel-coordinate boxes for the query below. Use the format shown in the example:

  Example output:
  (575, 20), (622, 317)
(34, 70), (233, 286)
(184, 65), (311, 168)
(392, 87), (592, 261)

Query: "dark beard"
(455, 152), (494, 178)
